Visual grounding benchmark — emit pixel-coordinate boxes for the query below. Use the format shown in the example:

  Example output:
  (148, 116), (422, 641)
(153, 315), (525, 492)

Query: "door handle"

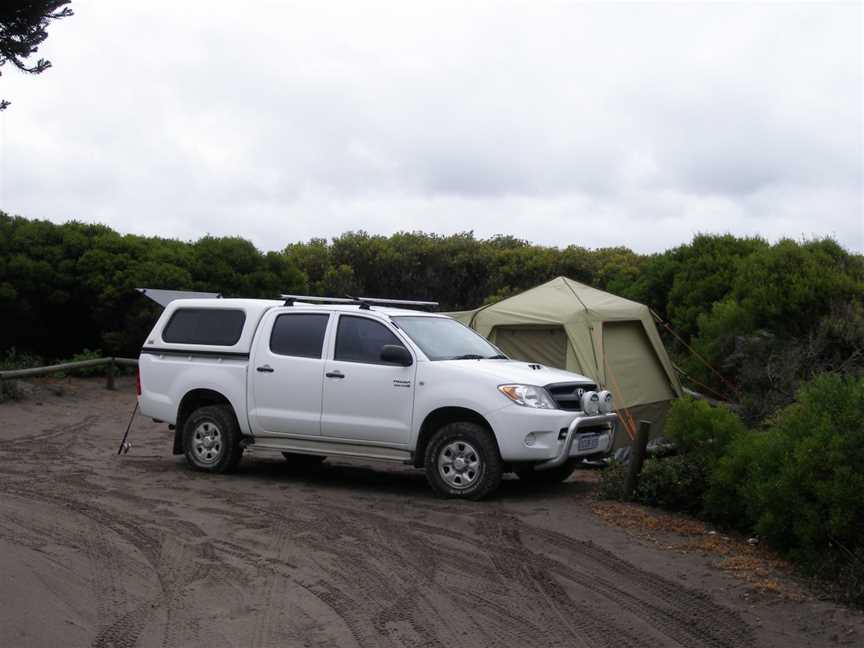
(325, 371), (345, 379)
(256, 365), (275, 373)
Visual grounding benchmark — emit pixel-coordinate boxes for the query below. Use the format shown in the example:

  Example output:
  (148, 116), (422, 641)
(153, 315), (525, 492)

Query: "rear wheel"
(183, 404), (243, 473)
(281, 452), (326, 468)
(515, 460), (578, 484)
(424, 422), (502, 500)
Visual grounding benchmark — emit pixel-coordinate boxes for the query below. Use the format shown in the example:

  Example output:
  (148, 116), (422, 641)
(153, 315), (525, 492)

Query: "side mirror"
(380, 344), (413, 366)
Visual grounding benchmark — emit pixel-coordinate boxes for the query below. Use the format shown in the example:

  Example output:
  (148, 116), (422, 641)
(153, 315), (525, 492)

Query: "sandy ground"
(0, 377), (862, 648)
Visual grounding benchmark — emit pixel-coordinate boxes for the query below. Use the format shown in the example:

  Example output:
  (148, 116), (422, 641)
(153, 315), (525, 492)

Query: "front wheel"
(183, 404), (243, 473)
(424, 422), (502, 500)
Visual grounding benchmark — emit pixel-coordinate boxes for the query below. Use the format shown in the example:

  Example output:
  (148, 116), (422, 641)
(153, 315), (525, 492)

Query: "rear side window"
(270, 313), (329, 358)
(335, 315), (405, 364)
(162, 308), (246, 346)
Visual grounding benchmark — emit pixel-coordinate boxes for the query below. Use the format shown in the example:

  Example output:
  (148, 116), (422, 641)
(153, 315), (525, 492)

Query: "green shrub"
(599, 374), (864, 606)
(0, 347), (43, 371)
(634, 455), (709, 514)
(597, 460), (628, 500)
(705, 374), (864, 567)
(598, 397), (743, 510)
(597, 455), (709, 515)
(664, 395), (746, 459)
(60, 348), (105, 377)
(0, 378), (20, 402)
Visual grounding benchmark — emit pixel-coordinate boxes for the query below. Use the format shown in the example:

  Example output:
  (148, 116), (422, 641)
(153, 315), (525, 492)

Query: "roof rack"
(280, 294), (438, 310)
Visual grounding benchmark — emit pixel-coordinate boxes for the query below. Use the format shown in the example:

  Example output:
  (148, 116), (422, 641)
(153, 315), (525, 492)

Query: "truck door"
(321, 314), (416, 445)
(248, 310), (331, 437)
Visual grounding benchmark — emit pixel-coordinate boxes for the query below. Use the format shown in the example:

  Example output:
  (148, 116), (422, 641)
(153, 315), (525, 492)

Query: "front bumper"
(485, 405), (617, 466)
(534, 413), (618, 470)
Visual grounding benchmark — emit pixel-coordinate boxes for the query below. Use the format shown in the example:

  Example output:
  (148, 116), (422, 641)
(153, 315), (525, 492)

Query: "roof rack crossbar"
(356, 296), (439, 309)
(280, 294), (438, 310)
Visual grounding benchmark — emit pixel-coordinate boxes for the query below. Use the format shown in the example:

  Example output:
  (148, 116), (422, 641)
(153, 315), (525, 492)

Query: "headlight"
(581, 390), (600, 415)
(498, 384), (557, 409)
(598, 390), (614, 414)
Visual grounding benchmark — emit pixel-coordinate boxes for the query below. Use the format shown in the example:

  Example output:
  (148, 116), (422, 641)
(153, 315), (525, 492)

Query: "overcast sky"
(0, 1), (861, 253)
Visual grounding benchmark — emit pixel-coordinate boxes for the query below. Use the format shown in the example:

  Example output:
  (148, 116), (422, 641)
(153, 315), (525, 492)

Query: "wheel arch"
(413, 406), (496, 468)
(174, 388), (238, 455)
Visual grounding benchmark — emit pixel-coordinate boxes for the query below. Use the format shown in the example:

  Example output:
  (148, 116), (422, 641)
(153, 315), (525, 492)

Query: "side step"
(245, 437), (413, 463)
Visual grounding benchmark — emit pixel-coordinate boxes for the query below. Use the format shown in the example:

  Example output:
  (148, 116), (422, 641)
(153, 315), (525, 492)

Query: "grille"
(545, 382), (597, 411)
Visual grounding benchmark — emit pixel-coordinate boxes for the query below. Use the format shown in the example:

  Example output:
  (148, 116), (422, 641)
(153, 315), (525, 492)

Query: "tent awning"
(136, 288), (221, 308)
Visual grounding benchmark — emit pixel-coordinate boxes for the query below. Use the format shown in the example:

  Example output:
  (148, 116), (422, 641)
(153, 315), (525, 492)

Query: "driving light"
(498, 384), (556, 409)
(598, 390), (614, 414)
(524, 432), (536, 446)
(581, 390), (600, 415)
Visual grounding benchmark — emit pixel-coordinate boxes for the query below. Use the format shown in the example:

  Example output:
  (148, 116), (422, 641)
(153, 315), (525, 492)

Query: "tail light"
(136, 367), (142, 396)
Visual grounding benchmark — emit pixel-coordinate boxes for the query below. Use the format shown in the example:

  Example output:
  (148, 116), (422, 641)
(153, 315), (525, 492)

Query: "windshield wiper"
(486, 354), (508, 359)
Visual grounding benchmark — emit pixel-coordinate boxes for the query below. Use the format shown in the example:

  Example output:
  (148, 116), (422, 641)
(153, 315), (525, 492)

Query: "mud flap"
(172, 426), (183, 455)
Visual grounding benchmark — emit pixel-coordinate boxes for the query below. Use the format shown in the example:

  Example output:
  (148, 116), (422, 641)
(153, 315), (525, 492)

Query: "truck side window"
(270, 313), (330, 358)
(162, 308), (246, 346)
(335, 316), (405, 364)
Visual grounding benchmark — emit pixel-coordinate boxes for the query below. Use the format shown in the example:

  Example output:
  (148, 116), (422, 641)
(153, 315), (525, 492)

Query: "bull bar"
(533, 412), (619, 470)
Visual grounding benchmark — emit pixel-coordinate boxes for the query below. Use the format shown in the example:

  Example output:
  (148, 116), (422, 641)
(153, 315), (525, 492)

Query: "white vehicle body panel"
(138, 353), (251, 433)
(137, 298), (617, 465)
(320, 359), (415, 445)
(247, 309), (333, 438)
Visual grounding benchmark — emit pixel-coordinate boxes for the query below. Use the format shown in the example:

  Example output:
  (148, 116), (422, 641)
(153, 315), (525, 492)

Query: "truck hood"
(433, 359), (595, 386)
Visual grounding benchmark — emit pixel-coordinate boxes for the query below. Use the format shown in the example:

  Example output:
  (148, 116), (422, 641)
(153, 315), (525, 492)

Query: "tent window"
(603, 321), (675, 405)
(491, 326), (568, 369)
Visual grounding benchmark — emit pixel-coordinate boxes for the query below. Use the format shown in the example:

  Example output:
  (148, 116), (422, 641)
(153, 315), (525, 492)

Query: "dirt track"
(1, 377), (861, 648)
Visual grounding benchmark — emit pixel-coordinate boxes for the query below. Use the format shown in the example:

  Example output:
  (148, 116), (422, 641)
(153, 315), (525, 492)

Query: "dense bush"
(0, 214), (307, 358)
(664, 395), (746, 459)
(599, 396), (744, 513)
(57, 349), (104, 377)
(0, 349), (42, 402)
(687, 239), (864, 400)
(598, 396), (738, 513)
(633, 455), (710, 514)
(598, 455), (709, 515)
(705, 374), (864, 564)
(597, 460), (628, 501)
(723, 299), (864, 424)
(0, 348), (43, 371)
(600, 374), (864, 606)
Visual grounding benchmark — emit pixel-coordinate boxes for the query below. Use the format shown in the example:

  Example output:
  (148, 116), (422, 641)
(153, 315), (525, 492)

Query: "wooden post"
(624, 420), (652, 500)
(106, 358), (116, 391)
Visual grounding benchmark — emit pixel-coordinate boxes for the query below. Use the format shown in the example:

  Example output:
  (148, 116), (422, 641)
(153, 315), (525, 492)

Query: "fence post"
(624, 420), (652, 501)
(106, 358), (116, 391)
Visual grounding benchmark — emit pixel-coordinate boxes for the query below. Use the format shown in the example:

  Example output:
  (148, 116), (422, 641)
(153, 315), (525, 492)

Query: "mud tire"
(183, 404), (243, 473)
(424, 422), (502, 500)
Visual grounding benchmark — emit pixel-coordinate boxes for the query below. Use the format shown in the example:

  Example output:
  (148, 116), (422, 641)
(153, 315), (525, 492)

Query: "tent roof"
(472, 276), (650, 325)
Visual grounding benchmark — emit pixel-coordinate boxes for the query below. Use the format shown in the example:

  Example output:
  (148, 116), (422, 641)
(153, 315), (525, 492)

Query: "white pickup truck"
(138, 295), (617, 499)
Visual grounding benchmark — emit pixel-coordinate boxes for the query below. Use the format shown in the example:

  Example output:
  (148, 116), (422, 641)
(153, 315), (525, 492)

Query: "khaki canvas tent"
(449, 277), (682, 443)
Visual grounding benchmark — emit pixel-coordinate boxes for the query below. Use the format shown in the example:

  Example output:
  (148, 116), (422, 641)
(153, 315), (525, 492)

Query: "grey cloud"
(0, 1), (860, 253)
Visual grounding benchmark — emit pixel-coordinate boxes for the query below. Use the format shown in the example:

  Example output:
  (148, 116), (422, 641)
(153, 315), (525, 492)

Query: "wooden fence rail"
(0, 357), (139, 391)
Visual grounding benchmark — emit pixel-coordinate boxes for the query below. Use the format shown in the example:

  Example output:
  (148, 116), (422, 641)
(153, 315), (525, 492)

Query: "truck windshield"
(392, 316), (506, 361)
